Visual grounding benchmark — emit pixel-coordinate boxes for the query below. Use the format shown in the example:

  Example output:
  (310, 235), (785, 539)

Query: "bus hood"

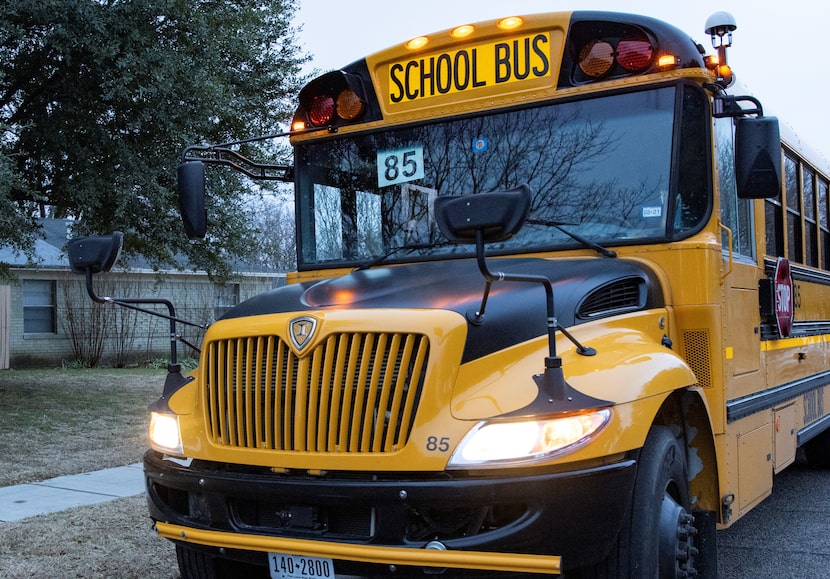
(222, 257), (663, 363)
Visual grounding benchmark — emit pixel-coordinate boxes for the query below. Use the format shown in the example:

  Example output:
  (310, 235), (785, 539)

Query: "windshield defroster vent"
(576, 277), (646, 319)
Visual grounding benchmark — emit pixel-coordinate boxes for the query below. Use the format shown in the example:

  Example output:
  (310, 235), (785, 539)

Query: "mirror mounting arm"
(435, 188), (609, 413)
(69, 232), (204, 401)
(470, 228), (596, 358)
(471, 230), (556, 354)
(181, 145), (293, 182)
(713, 94), (764, 118)
(82, 268), (208, 368)
(470, 230), (599, 405)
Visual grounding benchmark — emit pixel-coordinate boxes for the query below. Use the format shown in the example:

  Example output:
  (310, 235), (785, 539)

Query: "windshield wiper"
(526, 219), (617, 258)
(354, 242), (451, 270)
(357, 219), (616, 269)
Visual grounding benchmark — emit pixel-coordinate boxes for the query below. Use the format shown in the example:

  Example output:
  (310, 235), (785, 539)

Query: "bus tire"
(804, 427), (830, 468)
(567, 426), (700, 578)
(176, 544), (219, 579)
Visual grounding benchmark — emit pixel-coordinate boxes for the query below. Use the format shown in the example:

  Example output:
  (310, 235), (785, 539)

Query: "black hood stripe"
(222, 258), (663, 363)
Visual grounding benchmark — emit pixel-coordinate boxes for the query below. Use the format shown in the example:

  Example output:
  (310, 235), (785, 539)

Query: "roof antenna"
(705, 11), (737, 87)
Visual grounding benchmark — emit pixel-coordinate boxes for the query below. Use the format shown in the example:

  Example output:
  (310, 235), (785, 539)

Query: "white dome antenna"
(705, 12), (737, 87)
(705, 12), (737, 48)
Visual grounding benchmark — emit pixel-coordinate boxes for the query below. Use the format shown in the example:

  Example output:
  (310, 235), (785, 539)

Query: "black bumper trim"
(144, 450), (636, 568)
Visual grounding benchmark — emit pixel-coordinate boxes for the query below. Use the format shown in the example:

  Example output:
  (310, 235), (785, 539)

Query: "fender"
(452, 310), (698, 454)
(565, 312), (698, 405)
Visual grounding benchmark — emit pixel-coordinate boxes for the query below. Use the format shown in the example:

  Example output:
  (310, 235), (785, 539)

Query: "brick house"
(0, 220), (283, 369)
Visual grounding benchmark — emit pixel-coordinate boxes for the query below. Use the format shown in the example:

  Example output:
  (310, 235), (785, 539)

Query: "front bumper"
(144, 450), (636, 575)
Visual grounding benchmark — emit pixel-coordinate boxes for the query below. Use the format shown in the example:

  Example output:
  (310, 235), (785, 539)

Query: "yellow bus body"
(144, 9), (830, 577)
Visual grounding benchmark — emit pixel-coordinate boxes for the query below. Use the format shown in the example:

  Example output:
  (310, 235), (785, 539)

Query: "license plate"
(268, 552), (334, 579)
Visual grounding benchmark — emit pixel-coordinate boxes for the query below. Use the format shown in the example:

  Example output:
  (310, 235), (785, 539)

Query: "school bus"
(68, 9), (830, 578)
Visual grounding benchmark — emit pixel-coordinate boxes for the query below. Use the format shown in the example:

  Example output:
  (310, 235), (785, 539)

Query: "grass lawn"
(0, 368), (167, 486)
(0, 367), (179, 577)
(0, 495), (178, 578)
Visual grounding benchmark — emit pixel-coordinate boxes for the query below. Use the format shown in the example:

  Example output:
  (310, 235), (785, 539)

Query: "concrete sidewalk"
(0, 463), (144, 522)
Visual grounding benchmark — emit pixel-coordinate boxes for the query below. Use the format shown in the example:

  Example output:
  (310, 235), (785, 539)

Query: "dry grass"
(0, 368), (163, 486)
(0, 495), (178, 578)
(0, 368), (180, 577)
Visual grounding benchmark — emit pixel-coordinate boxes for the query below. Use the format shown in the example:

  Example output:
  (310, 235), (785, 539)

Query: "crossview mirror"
(178, 161), (207, 239)
(735, 116), (782, 199)
(432, 184), (604, 410)
(67, 231), (124, 275)
(434, 184), (531, 243)
(68, 230), (206, 379)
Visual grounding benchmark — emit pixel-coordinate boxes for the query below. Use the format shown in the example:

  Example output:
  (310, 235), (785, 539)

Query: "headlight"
(149, 412), (184, 456)
(448, 409), (612, 468)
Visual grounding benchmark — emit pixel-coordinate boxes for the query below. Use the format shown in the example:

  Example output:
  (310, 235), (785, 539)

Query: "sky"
(295, 0), (830, 167)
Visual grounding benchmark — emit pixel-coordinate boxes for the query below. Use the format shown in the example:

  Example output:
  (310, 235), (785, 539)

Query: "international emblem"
(289, 316), (317, 350)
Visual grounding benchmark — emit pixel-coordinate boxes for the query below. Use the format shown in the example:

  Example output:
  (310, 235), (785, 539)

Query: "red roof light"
(617, 34), (654, 72)
(308, 95), (335, 126)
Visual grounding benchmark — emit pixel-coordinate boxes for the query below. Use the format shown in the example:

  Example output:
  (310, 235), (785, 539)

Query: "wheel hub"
(658, 494), (699, 577)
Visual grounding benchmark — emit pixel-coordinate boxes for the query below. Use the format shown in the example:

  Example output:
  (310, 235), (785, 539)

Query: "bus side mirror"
(178, 161), (207, 239)
(735, 116), (781, 199)
(434, 184), (531, 243)
(67, 232), (124, 275)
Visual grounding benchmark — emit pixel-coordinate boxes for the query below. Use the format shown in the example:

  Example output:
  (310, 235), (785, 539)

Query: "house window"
(23, 280), (56, 333)
(214, 283), (239, 320)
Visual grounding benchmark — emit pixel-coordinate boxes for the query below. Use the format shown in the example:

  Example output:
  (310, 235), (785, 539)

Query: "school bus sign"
(387, 32), (552, 104)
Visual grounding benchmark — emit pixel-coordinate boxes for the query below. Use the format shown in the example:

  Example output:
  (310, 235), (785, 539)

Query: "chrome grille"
(204, 332), (429, 453)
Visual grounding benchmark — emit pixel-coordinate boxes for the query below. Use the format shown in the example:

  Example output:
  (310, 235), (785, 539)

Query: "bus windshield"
(295, 83), (710, 269)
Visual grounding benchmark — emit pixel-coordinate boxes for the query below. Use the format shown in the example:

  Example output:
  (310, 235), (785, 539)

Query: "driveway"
(717, 454), (830, 577)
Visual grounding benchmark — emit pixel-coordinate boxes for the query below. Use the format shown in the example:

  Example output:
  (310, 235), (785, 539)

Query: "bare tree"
(250, 192), (297, 270)
(60, 277), (111, 367)
(109, 279), (140, 368)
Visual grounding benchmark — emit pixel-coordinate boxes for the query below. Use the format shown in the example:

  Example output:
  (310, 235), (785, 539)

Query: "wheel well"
(652, 388), (720, 515)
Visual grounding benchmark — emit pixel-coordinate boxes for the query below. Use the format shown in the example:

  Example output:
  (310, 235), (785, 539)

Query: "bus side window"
(716, 116), (755, 258)
(820, 178), (830, 269)
(783, 153), (803, 263)
(803, 165), (818, 267)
